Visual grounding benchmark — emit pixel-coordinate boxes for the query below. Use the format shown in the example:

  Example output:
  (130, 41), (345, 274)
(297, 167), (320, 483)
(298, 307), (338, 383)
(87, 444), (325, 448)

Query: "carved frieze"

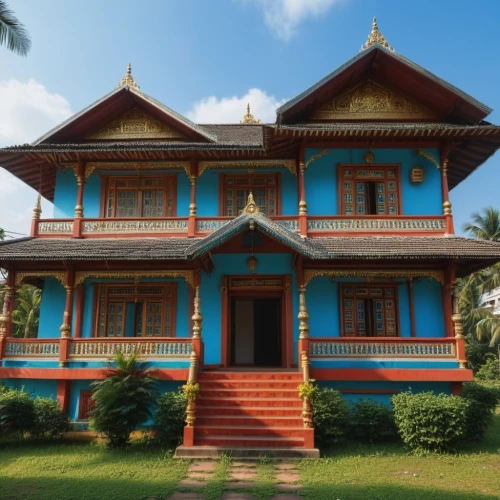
(310, 80), (436, 121)
(86, 108), (186, 140)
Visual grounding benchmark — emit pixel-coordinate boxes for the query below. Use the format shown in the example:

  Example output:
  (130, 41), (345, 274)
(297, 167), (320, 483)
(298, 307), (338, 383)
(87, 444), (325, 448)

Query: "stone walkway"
(168, 460), (303, 500)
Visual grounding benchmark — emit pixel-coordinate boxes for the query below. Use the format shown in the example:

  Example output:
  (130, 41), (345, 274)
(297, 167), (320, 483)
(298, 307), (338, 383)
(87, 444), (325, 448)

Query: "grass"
(0, 417), (499, 500)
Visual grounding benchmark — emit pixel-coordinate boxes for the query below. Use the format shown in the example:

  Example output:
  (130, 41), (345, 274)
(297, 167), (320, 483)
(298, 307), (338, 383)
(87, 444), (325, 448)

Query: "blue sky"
(1, 0), (500, 236)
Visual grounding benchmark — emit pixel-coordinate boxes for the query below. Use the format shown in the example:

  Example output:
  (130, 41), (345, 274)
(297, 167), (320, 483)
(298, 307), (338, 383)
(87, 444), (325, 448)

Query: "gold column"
(192, 287), (203, 339)
(301, 351), (313, 429)
(452, 285), (467, 368)
(298, 286), (310, 339)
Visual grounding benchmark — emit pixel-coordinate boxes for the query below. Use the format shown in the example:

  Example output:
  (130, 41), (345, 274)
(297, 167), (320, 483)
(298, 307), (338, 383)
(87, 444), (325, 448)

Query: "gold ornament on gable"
(310, 80), (437, 121)
(86, 108), (186, 140)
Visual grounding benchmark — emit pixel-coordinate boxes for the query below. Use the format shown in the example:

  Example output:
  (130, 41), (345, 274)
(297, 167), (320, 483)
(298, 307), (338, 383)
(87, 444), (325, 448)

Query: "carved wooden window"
(339, 166), (400, 216)
(340, 284), (398, 337)
(221, 174), (279, 216)
(104, 175), (176, 218)
(78, 390), (94, 420)
(95, 284), (176, 337)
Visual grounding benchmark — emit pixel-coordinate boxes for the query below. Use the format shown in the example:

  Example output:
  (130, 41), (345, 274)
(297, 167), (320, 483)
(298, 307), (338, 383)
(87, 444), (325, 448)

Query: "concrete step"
(194, 435), (305, 448)
(200, 380), (300, 390)
(195, 425), (305, 438)
(197, 406), (303, 417)
(175, 445), (320, 459)
(199, 388), (299, 398)
(199, 372), (303, 381)
(196, 415), (304, 427)
(197, 396), (303, 408)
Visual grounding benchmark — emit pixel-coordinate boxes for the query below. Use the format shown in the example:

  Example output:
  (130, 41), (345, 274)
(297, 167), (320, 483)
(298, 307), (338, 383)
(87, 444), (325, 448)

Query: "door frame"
(221, 275), (293, 368)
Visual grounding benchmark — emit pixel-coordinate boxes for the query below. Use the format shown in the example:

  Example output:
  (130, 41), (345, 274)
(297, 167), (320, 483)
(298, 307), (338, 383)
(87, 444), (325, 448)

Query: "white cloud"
(0, 79), (72, 237)
(186, 88), (286, 123)
(244, 0), (341, 41)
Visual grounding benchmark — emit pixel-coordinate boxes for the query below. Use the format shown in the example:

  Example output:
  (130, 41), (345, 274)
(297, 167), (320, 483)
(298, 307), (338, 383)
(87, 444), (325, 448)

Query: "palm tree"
(90, 352), (159, 447)
(12, 285), (41, 338)
(0, 1), (31, 56)
(463, 207), (500, 241)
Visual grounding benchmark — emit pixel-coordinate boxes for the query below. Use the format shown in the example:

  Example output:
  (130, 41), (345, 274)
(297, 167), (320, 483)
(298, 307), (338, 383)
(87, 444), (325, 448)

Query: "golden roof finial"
(360, 17), (394, 52)
(117, 63), (138, 88)
(243, 192), (260, 214)
(241, 103), (261, 124)
(32, 192), (42, 220)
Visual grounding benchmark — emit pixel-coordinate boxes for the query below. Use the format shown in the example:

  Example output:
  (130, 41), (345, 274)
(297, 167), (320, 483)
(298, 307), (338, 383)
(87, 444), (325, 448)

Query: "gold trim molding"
(416, 149), (440, 170)
(86, 108), (186, 140)
(15, 272), (67, 287)
(83, 161), (191, 181)
(310, 80), (436, 121)
(304, 149), (328, 169)
(198, 159), (297, 177)
(74, 270), (194, 288)
(303, 269), (445, 287)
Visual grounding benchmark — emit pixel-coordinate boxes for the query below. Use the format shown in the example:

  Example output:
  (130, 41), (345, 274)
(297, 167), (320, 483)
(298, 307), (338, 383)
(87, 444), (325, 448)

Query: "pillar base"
(183, 425), (195, 447)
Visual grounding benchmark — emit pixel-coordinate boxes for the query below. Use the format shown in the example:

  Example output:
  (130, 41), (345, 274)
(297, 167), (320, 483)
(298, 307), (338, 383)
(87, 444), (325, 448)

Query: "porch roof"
(1, 231), (500, 277)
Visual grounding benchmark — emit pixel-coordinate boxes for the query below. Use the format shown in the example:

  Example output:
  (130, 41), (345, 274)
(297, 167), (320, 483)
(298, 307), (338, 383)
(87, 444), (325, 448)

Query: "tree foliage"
(12, 285), (41, 338)
(0, 1), (31, 56)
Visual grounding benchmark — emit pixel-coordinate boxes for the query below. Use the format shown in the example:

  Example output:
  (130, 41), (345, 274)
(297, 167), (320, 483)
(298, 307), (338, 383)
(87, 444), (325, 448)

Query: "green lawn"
(0, 417), (499, 500)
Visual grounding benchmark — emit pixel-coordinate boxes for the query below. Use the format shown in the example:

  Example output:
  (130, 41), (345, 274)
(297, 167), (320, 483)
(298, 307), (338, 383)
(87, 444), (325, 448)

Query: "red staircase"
(192, 370), (314, 451)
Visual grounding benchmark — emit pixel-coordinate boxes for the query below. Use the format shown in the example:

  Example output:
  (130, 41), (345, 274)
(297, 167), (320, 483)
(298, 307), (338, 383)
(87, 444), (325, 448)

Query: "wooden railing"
(3, 339), (60, 358)
(2, 338), (192, 360)
(33, 215), (446, 238)
(309, 337), (457, 358)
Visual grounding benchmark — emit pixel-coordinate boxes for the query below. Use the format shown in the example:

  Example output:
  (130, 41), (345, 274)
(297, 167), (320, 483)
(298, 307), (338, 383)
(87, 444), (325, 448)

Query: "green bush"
(312, 388), (349, 446)
(153, 390), (187, 447)
(348, 399), (397, 443)
(460, 382), (500, 442)
(475, 354), (500, 381)
(0, 388), (35, 437)
(392, 392), (468, 452)
(90, 352), (159, 447)
(32, 397), (72, 439)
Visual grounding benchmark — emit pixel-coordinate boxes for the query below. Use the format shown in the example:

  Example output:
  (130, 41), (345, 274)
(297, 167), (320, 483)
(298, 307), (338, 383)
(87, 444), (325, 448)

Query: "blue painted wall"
(53, 170), (77, 218)
(4, 379), (58, 400)
(38, 279), (66, 338)
(305, 148), (442, 216)
(414, 278), (445, 337)
(177, 173), (190, 217)
(201, 253), (298, 365)
(83, 174), (101, 218)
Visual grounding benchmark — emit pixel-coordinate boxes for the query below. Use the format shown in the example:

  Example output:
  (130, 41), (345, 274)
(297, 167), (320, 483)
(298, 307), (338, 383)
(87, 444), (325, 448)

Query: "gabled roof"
(276, 43), (492, 125)
(187, 211), (320, 259)
(34, 69), (217, 144)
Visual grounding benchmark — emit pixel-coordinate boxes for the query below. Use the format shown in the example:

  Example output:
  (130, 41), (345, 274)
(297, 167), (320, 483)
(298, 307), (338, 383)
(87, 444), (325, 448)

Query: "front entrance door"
(231, 297), (282, 367)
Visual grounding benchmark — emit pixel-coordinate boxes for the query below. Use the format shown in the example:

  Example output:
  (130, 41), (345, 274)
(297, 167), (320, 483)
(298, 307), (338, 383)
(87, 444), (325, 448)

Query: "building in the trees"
(2, 19), (500, 456)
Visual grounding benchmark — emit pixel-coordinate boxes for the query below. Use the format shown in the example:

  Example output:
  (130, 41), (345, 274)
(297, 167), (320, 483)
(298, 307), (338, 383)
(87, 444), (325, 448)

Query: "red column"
(73, 286), (84, 338)
(188, 161), (198, 238)
(57, 380), (70, 414)
(73, 159), (85, 238)
(440, 145), (454, 235)
(298, 144), (307, 237)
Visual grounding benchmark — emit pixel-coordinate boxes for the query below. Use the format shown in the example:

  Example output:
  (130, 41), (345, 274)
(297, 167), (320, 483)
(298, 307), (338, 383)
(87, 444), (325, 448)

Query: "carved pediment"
(310, 79), (437, 121)
(86, 108), (187, 140)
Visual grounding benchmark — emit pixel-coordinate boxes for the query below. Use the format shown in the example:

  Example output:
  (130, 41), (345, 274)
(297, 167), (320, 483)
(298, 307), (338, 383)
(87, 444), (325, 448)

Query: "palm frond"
(0, 1), (31, 56)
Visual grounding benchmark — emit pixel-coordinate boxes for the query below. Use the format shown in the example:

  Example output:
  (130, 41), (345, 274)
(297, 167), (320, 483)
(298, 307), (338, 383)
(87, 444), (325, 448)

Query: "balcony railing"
(309, 337), (457, 358)
(2, 338), (192, 360)
(34, 215), (447, 237)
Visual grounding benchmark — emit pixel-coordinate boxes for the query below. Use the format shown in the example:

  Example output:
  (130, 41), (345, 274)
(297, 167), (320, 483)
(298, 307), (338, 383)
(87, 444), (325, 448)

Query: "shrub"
(475, 354), (500, 381)
(154, 390), (187, 447)
(391, 392), (468, 452)
(312, 388), (349, 446)
(90, 352), (159, 448)
(460, 382), (500, 442)
(0, 388), (35, 437)
(31, 397), (72, 439)
(348, 399), (397, 443)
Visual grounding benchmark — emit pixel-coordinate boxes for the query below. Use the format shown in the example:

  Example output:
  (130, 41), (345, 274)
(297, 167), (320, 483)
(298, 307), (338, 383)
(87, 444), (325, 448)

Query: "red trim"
(221, 275), (229, 367)
(451, 382), (463, 395)
(74, 286), (84, 338)
(311, 368), (474, 382)
(285, 275), (293, 368)
(57, 379), (70, 413)
(0, 367), (189, 380)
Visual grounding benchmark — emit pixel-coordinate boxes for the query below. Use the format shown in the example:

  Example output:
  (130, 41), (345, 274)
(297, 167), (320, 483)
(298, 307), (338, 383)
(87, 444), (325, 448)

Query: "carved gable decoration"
(86, 108), (187, 140)
(310, 80), (437, 121)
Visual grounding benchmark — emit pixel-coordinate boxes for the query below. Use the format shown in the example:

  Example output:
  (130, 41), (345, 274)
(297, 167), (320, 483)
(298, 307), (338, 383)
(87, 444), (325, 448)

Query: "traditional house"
(1, 19), (500, 456)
